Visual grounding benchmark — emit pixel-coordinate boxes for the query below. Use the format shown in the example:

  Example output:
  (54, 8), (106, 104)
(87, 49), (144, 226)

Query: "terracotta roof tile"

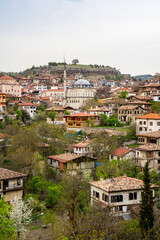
(0, 168), (27, 180)
(47, 153), (82, 163)
(136, 113), (160, 119)
(68, 112), (100, 117)
(0, 75), (15, 80)
(89, 176), (158, 192)
(110, 147), (133, 157)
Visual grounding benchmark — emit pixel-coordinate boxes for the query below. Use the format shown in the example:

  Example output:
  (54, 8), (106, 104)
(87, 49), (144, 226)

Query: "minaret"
(63, 59), (66, 105)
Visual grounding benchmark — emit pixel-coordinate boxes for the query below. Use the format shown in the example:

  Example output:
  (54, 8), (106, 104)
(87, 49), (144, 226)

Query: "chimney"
(100, 176), (103, 181)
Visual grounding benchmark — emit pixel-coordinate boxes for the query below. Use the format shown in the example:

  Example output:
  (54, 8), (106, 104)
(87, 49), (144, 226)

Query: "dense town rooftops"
(47, 153), (82, 163)
(110, 147), (133, 157)
(89, 176), (158, 192)
(0, 168), (27, 180)
(136, 113), (160, 119)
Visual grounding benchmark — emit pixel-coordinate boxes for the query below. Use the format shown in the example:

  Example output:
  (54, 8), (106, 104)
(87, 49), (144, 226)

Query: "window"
(139, 127), (142, 131)
(157, 122), (160, 126)
(129, 192), (137, 200)
(140, 121), (142, 125)
(93, 190), (99, 199)
(150, 122), (153, 126)
(119, 206), (123, 212)
(111, 195), (123, 203)
(96, 192), (99, 199)
(102, 193), (109, 202)
(144, 121), (146, 125)
(158, 152), (160, 157)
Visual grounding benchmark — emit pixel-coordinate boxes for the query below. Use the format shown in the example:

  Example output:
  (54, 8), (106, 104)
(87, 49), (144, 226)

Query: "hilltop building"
(0, 75), (21, 97)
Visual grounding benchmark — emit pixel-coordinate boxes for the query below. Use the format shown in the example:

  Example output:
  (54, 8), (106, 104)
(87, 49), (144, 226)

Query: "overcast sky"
(1, 0), (160, 75)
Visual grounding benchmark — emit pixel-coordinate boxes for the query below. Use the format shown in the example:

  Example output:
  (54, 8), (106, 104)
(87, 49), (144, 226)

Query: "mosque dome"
(74, 79), (91, 87)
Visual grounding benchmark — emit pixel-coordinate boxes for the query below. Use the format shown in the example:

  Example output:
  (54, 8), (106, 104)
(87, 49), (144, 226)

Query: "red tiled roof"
(67, 112), (100, 117)
(136, 113), (160, 120)
(18, 103), (35, 106)
(110, 147), (133, 157)
(0, 75), (15, 80)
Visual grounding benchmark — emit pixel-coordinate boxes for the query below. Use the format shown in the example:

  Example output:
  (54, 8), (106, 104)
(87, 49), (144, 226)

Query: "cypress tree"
(139, 162), (154, 235)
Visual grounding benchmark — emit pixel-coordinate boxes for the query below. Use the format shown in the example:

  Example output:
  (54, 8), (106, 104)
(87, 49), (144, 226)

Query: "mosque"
(64, 78), (96, 109)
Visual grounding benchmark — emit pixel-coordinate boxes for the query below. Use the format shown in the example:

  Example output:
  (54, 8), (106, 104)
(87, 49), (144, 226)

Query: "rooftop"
(47, 153), (82, 163)
(0, 168), (27, 180)
(72, 139), (92, 148)
(67, 112), (100, 117)
(134, 143), (160, 151)
(110, 147), (133, 157)
(136, 113), (160, 120)
(118, 105), (139, 110)
(90, 176), (158, 192)
(137, 130), (160, 138)
(0, 75), (15, 80)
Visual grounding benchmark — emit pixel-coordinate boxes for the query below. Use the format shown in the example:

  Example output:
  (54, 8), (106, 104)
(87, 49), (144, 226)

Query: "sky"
(1, 0), (160, 75)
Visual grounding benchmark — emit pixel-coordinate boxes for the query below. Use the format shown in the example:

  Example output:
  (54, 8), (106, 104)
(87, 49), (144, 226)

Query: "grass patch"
(127, 144), (139, 147)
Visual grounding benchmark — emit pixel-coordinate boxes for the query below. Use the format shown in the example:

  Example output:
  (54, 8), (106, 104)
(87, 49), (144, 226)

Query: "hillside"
(22, 63), (121, 77)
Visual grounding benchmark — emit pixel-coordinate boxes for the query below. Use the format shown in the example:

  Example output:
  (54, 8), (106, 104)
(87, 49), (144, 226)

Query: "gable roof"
(89, 176), (158, 192)
(134, 143), (160, 151)
(137, 130), (160, 138)
(66, 112), (99, 117)
(0, 168), (27, 180)
(110, 147), (133, 157)
(118, 105), (141, 110)
(72, 139), (92, 148)
(47, 153), (82, 163)
(136, 113), (160, 120)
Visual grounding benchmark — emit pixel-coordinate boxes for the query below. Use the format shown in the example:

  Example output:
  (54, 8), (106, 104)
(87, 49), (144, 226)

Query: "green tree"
(0, 198), (16, 240)
(47, 110), (56, 122)
(118, 90), (128, 99)
(139, 162), (154, 236)
(15, 109), (22, 120)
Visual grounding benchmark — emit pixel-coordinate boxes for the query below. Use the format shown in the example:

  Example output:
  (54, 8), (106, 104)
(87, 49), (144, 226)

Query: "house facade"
(134, 144), (160, 170)
(0, 168), (26, 202)
(87, 107), (111, 118)
(71, 139), (93, 157)
(65, 112), (100, 128)
(118, 105), (145, 123)
(90, 176), (158, 215)
(0, 76), (21, 97)
(0, 92), (6, 112)
(136, 113), (160, 135)
(47, 153), (95, 174)
(18, 103), (36, 118)
(137, 130), (160, 145)
(109, 147), (135, 161)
